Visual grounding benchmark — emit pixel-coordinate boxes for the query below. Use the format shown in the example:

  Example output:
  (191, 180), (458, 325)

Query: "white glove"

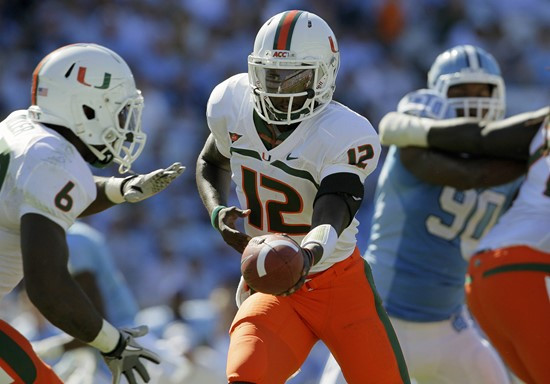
(123, 162), (185, 203)
(101, 326), (161, 384)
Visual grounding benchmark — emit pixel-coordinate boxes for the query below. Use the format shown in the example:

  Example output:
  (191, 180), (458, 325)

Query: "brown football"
(241, 233), (305, 295)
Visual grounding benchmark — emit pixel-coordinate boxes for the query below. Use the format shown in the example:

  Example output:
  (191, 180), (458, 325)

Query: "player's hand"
(122, 162), (185, 203)
(101, 326), (160, 384)
(216, 206), (252, 253)
(279, 245), (315, 296)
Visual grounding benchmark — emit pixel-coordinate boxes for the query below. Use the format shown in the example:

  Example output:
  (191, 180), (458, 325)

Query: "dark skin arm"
(79, 177), (121, 217)
(427, 106), (549, 160)
(305, 192), (352, 265)
(60, 271), (107, 351)
(21, 213), (104, 343)
(196, 134), (251, 253)
(400, 147), (526, 189)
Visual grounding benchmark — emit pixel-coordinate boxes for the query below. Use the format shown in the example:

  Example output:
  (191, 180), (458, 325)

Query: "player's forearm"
(400, 147), (526, 189)
(80, 176), (120, 216)
(196, 156), (232, 214)
(25, 271), (105, 343)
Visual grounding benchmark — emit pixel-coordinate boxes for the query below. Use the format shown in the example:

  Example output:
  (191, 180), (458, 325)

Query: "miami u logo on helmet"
(77, 67), (112, 89)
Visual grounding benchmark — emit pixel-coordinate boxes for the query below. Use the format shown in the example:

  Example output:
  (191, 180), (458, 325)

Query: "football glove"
(122, 162), (185, 203)
(101, 326), (160, 384)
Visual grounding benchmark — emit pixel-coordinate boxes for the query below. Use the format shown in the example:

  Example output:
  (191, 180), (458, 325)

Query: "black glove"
(101, 326), (160, 384)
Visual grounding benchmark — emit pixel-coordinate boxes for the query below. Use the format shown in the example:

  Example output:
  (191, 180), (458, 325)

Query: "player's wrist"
(88, 319), (121, 353)
(104, 176), (138, 204)
(104, 177), (126, 204)
(210, 205), (226, 230)
(301, 224), (338, 266)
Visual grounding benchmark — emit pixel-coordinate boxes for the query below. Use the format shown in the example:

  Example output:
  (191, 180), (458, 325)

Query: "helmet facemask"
(249, 56), (336, 125)
(248, 11), (340, 125)
(427, 45), (506, 122)
(434, 72), (505, 122)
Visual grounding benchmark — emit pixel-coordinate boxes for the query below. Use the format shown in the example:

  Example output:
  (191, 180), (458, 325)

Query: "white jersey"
(478, 119), (550, 252)
(207, 74), (381, 273)
(0, 110), (96, 300)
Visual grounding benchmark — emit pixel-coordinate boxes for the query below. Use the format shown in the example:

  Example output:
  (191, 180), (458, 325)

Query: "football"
(241, 233), (305, 295)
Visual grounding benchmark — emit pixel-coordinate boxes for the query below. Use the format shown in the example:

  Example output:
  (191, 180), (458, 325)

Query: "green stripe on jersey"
(483, 262), (550, 278)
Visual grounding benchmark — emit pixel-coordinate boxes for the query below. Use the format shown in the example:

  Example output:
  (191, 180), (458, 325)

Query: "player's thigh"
(0, 320), (63, 384)
(227, 293), (316, 384)
(324, 260), (409, 383)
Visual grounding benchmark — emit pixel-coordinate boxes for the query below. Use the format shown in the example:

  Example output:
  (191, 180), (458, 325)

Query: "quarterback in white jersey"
(197, 10), (409, 384)
(0, 43), (184, 383)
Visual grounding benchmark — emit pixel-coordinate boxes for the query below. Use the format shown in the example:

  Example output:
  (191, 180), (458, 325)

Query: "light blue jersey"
(365, 146), (522, 321)
(67, 222), (139, 327)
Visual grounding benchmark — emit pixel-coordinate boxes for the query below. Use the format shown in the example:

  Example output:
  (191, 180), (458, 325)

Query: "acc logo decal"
(272, 50), (290, 58)
(77, 67), (112, 89)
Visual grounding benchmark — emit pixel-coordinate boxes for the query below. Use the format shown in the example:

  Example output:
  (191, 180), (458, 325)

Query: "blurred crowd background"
(1, 0), (549, 382)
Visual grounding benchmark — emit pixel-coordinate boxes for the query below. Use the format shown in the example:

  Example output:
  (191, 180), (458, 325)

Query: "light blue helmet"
(427, 45), (505, 121)
(397, 88), (456, 120)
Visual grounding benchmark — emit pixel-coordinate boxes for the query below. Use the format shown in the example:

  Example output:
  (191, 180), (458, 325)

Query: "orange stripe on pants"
(0, 319), (63, 384)
(466, 246), (550, 384)
(227, 248), (409, 384)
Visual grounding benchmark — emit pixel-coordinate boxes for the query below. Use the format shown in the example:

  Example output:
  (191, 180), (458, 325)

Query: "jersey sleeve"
(206, 75), (246, 158)
(320, 119), (381, 184)
(17, 142), (96, 230)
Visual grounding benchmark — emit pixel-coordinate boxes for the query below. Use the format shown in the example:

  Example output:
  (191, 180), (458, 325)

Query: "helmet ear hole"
(82, 105), (95, 120)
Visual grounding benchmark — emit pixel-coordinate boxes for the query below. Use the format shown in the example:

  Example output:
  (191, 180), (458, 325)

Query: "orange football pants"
(0, 319), (63, 384)
(227, 248), (410, 384)
(466, 246), (550, 384)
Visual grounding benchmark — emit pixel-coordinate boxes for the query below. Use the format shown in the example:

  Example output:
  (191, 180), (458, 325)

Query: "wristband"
(88, 319), (121, 353)
(379, 112), (430, 147)
(301, 224), (338, 265)
(104, 177), (125, 204)
(210, 205), (226, 230)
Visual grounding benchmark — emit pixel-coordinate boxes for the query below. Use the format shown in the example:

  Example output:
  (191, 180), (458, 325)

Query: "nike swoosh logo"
(352, 196), (362, 201)
(286, 154), (299, 161)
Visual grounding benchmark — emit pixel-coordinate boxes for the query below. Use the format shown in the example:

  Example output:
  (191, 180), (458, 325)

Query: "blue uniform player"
(67, 221), (139, 329)
(321, 45), (526, 384)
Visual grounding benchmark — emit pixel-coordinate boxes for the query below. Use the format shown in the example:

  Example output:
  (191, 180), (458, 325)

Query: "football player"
(321, 45), (537, 384)
(373, 71), (550, 383)
(196, 10), (410, 384)
(0, 43), (184, 383)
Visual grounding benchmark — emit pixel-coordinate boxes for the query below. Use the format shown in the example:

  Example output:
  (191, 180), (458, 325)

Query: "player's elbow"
(25, 280), (57, 314)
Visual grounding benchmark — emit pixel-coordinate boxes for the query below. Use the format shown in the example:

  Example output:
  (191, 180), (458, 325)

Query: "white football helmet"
(28, 43), (146, 173)
(248, 10), (340, 125)
(427, 45), (505, 121)
(397, 89), (456, 120)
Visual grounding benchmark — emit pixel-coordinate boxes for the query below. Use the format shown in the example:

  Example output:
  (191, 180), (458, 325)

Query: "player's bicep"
(21, 213), (69, 294)
(197, 134), (231, 171)
(313, 173), (364, 234)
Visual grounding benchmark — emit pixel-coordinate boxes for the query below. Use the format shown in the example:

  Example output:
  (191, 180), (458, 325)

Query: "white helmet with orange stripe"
(28, 43), (146, 173)
(248, 10), (340, 125)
